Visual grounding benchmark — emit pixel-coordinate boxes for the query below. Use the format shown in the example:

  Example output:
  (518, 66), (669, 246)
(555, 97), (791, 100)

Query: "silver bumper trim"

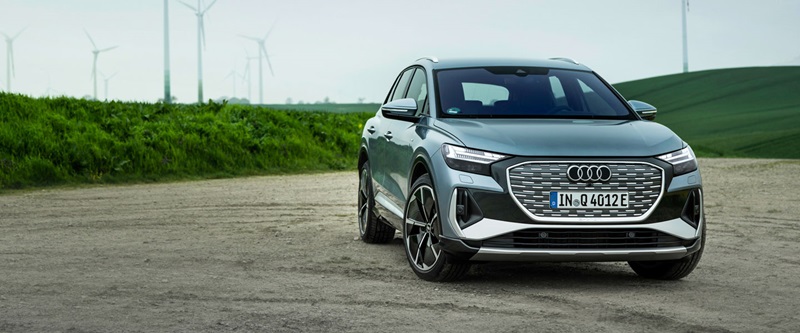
(471, 246), (689, 262)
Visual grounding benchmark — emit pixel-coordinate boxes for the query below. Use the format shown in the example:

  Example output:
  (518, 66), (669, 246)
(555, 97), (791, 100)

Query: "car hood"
(433, 118), (684, 157)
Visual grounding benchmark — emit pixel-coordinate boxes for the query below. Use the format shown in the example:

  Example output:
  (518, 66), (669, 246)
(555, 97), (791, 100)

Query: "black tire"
(403, 174), (470, 282)
(628, 219), (706, 280)
(358, 161), (395, 244)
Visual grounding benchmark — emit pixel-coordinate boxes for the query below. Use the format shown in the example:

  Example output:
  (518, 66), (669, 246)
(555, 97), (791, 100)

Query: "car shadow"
(459, 261), (676, 287)
(386, 237), (683, 286)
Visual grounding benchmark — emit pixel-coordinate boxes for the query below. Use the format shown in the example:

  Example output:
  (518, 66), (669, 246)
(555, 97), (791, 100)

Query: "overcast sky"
(1, 0), (798, 104)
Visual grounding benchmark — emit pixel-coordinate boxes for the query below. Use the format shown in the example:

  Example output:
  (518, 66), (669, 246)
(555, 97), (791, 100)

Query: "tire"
(628, 218), (706, 280)
(358, 161), (395, 244)
(403, 175), (470, 282)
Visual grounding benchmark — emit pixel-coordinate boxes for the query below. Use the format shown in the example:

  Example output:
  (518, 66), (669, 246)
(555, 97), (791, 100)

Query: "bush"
(0, 93), (373, 190)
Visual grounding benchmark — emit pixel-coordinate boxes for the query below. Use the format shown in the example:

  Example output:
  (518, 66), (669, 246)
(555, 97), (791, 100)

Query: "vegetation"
(0, 93), (372, 189)
(614, 66), (800, 159)
(2, 66), (796, 189)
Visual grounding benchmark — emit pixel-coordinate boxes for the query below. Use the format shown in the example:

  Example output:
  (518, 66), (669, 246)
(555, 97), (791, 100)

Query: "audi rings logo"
(567, 165), (612, 183)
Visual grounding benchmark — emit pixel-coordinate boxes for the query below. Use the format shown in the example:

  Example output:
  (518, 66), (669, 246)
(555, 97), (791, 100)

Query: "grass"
(0, 93), (372, 190)
(613, 66), (800, 159)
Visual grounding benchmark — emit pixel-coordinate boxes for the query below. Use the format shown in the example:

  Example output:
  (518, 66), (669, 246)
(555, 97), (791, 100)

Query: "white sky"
(1, 0), (798, 104)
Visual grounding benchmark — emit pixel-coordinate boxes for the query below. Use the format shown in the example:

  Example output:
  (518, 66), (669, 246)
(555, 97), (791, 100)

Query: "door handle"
(367, 126), (376, 134)
(384, 131), (393, 140)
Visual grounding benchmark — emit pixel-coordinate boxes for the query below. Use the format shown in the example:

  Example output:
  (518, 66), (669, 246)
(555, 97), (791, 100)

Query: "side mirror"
(628, 100), (657, 121)
(381, 98), (418, 120)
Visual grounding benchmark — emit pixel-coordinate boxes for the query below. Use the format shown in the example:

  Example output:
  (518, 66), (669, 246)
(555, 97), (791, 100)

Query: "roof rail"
(416, 56), (439, 63)
(549, 57), (580, 65)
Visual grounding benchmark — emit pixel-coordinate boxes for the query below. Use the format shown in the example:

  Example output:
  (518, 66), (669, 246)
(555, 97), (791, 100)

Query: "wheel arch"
(358, 144), (369, 169)
(409, 154), (432, 190)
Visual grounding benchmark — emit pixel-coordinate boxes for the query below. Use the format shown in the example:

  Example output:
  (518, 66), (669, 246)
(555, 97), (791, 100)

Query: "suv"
(357, 57), (704, 282)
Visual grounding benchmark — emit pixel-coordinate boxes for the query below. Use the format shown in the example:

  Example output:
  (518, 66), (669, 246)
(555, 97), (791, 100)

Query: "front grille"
(482, 229), (688, 249)
(508, 162), (663, 220)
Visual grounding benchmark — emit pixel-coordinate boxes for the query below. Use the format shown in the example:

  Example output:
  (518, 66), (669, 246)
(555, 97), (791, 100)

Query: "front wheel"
(403, 175), (470, 282)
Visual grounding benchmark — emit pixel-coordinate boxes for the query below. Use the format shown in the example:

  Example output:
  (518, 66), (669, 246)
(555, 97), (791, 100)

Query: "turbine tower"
(240, 27), (275, 105)
(224, 69), (240, 98)
(241, 49), (259, 102)
(682, 0), (689, 73)
(85, 30), (118, 100)
(101, 72), (118, 101)
(2, 29), (25, 92)
(179, 0), (219, 103)
(163, 0), (172, 103)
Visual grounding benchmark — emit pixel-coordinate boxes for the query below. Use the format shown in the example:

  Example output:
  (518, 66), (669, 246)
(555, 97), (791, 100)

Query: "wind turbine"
(241, 49), (260, 102)
(224, 68), (240, 98)
(681, 0), (689, 73)
(2, 28), (25, 92)
(85, 30), (118, 100)
(179, 0), (219, 103)
(101, 72), (118, 101)
(240, 26), (275, 105)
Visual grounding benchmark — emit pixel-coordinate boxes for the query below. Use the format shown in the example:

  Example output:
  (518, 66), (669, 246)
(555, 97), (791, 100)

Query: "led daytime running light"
(443, 145), (506, 164)
(658, 146), (694, 164)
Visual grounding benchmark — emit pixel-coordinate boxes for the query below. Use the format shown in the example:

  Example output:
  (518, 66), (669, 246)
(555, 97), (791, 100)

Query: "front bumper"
(431, 155), (704, 263)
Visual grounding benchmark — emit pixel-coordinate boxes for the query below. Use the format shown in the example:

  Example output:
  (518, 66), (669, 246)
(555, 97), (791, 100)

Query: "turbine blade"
(99, 45), (118, 53)
(238, 34), (260, 42)
(261, 44), (274, 76)
(108, 72), (118, 80)
(1, 32), (9, 40)
(84, 29), (98, 49)
(263, 25), (275, 40)
(178, 0), (197, 11)
(202, 0), (218, 13)
(12, 27), (26, 40)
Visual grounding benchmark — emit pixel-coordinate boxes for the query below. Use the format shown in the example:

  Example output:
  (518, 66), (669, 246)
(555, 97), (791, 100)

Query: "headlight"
(657, 145), (697, 176)
(442, 144), (507, 175)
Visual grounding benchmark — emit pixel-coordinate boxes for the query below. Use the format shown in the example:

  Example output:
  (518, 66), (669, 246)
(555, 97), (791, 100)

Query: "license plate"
(549, 191), (629, 209)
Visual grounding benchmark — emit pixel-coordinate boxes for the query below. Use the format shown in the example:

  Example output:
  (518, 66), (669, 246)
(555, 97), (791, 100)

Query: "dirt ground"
(1, 158), (799, 332)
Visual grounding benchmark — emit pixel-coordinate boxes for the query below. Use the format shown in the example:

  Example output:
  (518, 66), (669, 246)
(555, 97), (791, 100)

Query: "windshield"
(435, 67), (634, 119)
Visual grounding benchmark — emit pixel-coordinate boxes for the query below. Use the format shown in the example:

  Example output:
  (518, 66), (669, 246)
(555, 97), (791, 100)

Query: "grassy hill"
(614, 67), (800, 159)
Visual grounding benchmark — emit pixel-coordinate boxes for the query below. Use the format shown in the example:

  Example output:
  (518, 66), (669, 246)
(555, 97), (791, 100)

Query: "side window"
(405, 68), (429, 114)
(390, 69), (415, 102)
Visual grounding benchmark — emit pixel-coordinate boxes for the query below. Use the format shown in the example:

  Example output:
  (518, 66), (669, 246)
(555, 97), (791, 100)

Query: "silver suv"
(357, 57), (704, 282)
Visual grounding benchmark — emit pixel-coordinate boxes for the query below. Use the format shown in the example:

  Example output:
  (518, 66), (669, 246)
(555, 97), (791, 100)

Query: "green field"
(614, 67), (800, 159)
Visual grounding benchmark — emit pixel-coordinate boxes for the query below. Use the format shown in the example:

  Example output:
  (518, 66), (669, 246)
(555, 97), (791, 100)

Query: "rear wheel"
(628, 219), (706, 280)
(358, 161), (395, 244)
(403, 175), (470, 282)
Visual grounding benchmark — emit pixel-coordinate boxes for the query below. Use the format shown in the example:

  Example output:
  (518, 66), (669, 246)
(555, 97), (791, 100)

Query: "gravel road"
(1, 158), (799, 332)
